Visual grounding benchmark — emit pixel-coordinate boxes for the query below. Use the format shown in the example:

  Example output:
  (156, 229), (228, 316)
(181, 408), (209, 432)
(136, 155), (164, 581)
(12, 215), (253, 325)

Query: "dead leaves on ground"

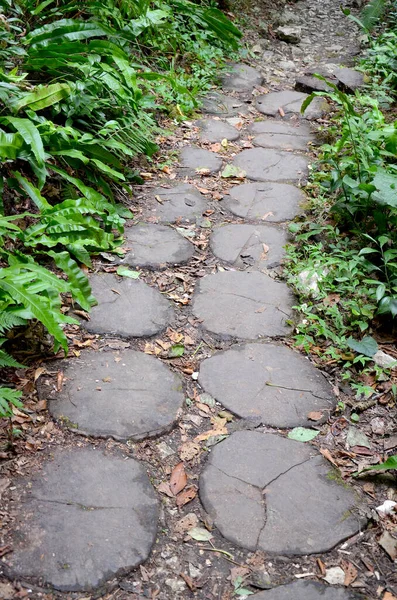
(158, 461), (198, 508)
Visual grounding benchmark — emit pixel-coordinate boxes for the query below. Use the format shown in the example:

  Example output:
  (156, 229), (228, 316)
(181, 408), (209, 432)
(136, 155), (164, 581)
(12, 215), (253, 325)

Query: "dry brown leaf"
(342, 560), (358, 586)
(174, 512), (198, 535)
(144, 342), (161, 356)
(316, 558), (326, 576)
(196, 168), (211, 176)
(230, 566), (250, 584)
(56, 370), (64, 392)
(363, 482), (375, 498)
(157, 481), (174, 497)
(176, 485), (197, 507)
(179, 441), (201, 461)
(169, 330), (184, 343)
(384, 593), (397, 600)
(170, 462), (187, 496)
(34, 367), (46, 382)
(184, 334), (195, 345)
(212, 191), (223, 201)
(307, 411), (323, 421)
(180, 573), (196, 591)
(209, 143), (222, 152)
(278, 107), (285, 117)
(195, 418), (228, 442)
(319, 447), (338, 466)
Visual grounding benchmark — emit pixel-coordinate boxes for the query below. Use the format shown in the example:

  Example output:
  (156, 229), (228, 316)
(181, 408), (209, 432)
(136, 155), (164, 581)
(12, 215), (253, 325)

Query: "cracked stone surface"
(249, 120), (314, 151)
(256, 90), (328, 119)
(232, 148), (309, 182)
(196, 119), (240, 142)
(192, 271), (293, 339)
(251, 581), (362, 599)
(179, 146), (222, 176)
(82, 274), (173, 338)
(221, 63), (263, 92)
(4, 447), (158, 591)
(198, 343), (335, 427)
(119, 224), (194, 269)
(199, 431), (364, 554)
(210, 223), (287, 269)
(147, 184), (207, 223)
(223, 182), (304, 222)
(42, 349), (184, 440)
(201, 91), (249, 116)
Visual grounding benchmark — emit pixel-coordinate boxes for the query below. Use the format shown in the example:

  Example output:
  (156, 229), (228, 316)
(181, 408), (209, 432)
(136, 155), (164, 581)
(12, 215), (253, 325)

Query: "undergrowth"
(0, 0), (241, 428)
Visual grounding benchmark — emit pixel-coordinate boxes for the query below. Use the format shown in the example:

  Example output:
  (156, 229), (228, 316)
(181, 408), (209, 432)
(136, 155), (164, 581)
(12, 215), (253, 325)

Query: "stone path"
(3, 11), (370, 597)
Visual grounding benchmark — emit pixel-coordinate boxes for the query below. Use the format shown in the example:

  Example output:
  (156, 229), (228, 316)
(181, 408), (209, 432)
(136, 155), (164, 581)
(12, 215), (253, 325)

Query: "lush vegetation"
(285, 0), (397, 380)
(0, 0), (241, 424)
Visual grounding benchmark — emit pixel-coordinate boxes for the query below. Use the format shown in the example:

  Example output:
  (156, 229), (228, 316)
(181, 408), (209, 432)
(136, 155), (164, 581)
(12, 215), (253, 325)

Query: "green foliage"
(354, 455), (397, 475)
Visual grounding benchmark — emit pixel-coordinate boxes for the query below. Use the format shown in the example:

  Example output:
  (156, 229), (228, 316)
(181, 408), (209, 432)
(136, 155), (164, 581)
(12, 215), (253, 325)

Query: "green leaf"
(354, 455), (397, 476)
(347, 336), (378, 358)
(287, 427), (320, 442)
(0, 387), (23, 419)
(13, 172), (52, 211)
(187, 527), (213, 541)
(372, 170), (397, 208)
(116, 266), (140, 279)
(49, 251), (96, 311)
(221, 164), (246, 179)
(15, 83), (71, 112)
(26, 19), (110, 48)
(2, 117), (45, 167)
(169, 344), (184, 357)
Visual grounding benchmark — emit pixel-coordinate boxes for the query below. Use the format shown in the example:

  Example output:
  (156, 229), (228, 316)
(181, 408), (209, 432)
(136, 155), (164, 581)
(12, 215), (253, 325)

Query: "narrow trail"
(0, 1), (386, 599)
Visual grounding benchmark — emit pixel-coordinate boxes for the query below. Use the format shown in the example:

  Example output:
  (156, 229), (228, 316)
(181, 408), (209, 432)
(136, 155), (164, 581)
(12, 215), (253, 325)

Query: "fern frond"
(361, 0), (386, 30)
(0, 310), (27, 335)
(0, 386), (23, 419)
(0, 349), (24, 368)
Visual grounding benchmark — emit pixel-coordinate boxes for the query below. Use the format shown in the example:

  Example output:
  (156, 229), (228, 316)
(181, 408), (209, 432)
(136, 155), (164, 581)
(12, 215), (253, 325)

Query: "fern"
(0, 310), (26, 335)
(0, 386), (23, 419)
(361, 0), (386, 30)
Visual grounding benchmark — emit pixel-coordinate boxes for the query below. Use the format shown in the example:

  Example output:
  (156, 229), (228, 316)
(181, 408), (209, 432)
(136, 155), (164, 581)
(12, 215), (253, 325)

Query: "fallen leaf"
(323, 567), (345, 585)
(212, 191), (223, 201)
(316, 558), (326, 576)
(170, 462), (187, 496)
(342, 560), (357, 586)
(56, 370), (64, 392)
(187, 527), (213, 541)
(384, 593), (397, 600)
(157, 481), (174, 497)
(169, 330), (184, 343)
(174, 513), (198, 535)
(180, 573), (196, 591)
(221, 164), (246, 179)
(378, 531), (397, 560)
(116, 266), (140, 279)
(34, 367), (46, 382)
(176, 486), (197, 507)
(278, 107), (285, 117)
(288, 427), (320, 442)
(209, 143), (222, 152)
(179, 441), (201, 461)
(230, 566), (250, 583)
(196, 167), (211, 176)
(169, 344), (185, 358)
(307, 411), (323, 421)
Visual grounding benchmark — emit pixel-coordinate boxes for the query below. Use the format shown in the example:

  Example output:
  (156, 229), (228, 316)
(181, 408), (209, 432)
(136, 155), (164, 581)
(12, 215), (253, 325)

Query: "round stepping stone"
(202, 91), (249, 116)
(210, 224), (287, 269)
(256, 90), (328, 119)
(251, 581), (362, 599)
(192, 271), (292, 339)
(83, 273), (173, 338)
(196, 119), (240, 143)
(198, 343), (334, 427)
(199, 431), (365, 554)
(224, 182), (304, 222)
(148, 184), (207, 223)
(119, 224), (194, 269)
(249, 120), (313, 151)
(4, 447), (158, 591)
(42, 349), (184, 440)
(179, 146), (222, 176)
(221, 63), (263, 92)
(232, 148), (309, 182)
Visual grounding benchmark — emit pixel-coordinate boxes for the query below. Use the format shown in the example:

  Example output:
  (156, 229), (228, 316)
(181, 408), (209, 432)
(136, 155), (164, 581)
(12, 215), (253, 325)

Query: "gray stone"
(4, 447), (158, 591)
(148, 184), (207, 223)
(119, 224), (194, 269)
(256, 90), (328, 119)
(199, 431), (365, 554)
(275, 26), (301, 44)
(249, 120), (313, 151)
(198, 343), (335, 427)
(295, 75), (334, 93)
(251, 581), (362, 599)
(179, 146), (222, 176)
(196, 119), (240, 142)
(83, 274), (173, 338)
(192, 271), (293, 339)
(202, 91), (249, 116)
(210, 224), (287, 269)
(373, 350), (397, 368)
(224, 182), (304, 222)
(334, 67), (365, 93)
(232, 148), (309, 182)
(221, 63), (263, 92)
(42, 349), (184, 441)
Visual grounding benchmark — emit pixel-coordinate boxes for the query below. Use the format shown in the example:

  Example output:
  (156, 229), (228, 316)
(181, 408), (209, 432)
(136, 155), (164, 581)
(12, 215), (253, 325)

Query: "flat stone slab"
(119, 224), (194, 269)
(210, 224), (287, 269)
(179, 146), (222, 176)
(42, 349), (184, 440)
(196, 119), (240, 142)
(4, 447), (158, 591)
(198, 343), (335, 427)
(249, 120), (313, 151)
(148, 184), (207, 223)
(232, 148), (309, 182)
(224, 182), (304, 222)
(251, 581), (362, 599)
(202, 91), (249, 116)
(221, 63), (263, 92)
(199, 431), (364, 554)
(192, 271), (293, 339)
(256, 90), (328, 119)
(83, 274), (173, 338)
(333, 67), (364, 93)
